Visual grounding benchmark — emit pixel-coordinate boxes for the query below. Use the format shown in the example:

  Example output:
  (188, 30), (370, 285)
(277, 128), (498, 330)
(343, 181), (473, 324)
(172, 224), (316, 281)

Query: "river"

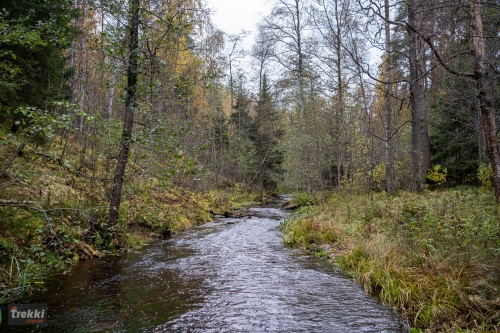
(3, 205), (407, 332)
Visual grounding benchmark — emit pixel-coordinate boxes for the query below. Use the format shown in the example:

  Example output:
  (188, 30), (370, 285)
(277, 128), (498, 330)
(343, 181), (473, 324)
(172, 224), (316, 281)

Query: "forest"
(0, 0), (499, 332)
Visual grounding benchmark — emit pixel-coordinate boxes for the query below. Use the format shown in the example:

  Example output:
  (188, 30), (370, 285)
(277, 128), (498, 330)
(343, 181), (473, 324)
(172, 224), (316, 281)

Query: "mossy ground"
(280, 189), (500, 332)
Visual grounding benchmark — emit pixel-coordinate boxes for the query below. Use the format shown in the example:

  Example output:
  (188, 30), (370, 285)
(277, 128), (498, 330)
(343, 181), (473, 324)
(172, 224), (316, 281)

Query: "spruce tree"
(0, 0), (77, 130)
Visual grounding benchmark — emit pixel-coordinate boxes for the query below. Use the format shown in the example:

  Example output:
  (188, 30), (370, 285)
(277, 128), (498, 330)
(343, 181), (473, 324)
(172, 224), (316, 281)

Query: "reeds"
(0, 255), (30, 303)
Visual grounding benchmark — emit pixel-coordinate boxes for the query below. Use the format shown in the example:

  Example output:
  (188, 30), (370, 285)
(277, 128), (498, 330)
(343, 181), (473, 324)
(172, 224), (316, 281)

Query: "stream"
(3, 205), (407, 332)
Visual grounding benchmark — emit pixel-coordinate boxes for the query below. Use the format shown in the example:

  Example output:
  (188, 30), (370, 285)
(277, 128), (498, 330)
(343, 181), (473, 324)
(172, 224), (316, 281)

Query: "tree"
(469, 1), (500, 200)
(406, 0), (500, 200)
(261, 0), (317, 191)
(429, 75), (480, 184)
(263, 0), (310, 113)
(108, 0), (141, 227)
(252, 74), (284, 200)
(226, 31), (248, 115)
(407, 0), (423, 191)
(310, 0), (358, 194)
(383, 0), (395, 194)
(0, 0), (77, 130)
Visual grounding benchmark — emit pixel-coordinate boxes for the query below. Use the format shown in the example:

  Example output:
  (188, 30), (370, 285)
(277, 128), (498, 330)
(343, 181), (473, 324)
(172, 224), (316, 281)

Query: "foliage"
(2, 0), (500, 328)
(477, 163), (493, 190)
(427, 165), (448, 186)
(0, 12), (47, 104)
(428, 75), (480, 186)
(372, 162), (386, 188)
(292, 192), (322, 207)
(0, 0), (77, 119)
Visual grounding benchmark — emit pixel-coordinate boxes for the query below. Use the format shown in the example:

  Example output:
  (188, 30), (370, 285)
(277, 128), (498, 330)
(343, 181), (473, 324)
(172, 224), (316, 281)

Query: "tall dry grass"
(280, 189), (500, 332)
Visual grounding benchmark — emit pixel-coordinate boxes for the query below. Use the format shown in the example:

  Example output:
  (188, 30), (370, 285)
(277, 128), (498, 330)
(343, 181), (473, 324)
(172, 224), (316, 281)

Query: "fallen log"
(281, 201), (301, 210)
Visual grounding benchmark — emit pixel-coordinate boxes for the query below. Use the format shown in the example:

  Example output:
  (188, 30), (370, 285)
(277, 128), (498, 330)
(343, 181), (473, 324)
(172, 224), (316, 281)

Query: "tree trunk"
(334, 0), (344, 116)
(384, 0), (395, 194)
(408, 0), (423, 192)
(107, 74), (116, 117)
(79, 0), (87, 135)
(470, 1), (500, 202)
(108, 0), (140, 227)
(258, 134), (264, 202)
(295, 0), (305, 117)
(416, 31), (431, 174)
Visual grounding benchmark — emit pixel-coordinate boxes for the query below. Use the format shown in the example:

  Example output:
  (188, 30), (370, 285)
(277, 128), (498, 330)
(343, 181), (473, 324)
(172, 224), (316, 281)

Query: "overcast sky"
(206, 0), (272, 44)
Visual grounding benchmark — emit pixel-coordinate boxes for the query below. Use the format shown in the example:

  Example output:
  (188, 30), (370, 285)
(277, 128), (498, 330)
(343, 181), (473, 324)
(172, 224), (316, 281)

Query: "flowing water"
(3, 205), (407, 332)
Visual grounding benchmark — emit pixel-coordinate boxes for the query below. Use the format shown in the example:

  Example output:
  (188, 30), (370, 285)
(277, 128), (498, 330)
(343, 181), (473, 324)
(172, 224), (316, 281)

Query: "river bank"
(0, 128), (261, 303)
(0, 179), (255, 303)
(2, 204), (406, 332)
(280, 188), (500, 333)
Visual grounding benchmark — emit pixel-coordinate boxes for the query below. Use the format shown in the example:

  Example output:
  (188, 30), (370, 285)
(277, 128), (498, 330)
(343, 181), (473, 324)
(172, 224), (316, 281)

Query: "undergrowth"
(280, 189), (500, 332)
(0, 126), (245, 303)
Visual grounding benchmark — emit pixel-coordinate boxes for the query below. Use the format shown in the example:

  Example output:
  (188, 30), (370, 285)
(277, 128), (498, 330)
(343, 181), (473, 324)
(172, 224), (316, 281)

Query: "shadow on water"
(2, 205), (408, 332)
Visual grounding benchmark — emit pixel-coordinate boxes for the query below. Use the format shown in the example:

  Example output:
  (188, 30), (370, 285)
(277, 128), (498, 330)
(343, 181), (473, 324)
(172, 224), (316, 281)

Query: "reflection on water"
(2, 206), (407, 332)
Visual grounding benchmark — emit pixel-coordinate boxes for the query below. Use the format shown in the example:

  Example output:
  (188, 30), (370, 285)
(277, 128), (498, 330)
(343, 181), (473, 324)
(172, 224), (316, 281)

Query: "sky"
(206, 0), (272, 45)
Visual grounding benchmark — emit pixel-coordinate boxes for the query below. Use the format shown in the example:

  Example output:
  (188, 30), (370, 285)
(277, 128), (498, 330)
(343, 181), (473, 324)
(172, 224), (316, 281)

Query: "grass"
(280, 206), (344, 247)
(280, 188), (500, 332)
